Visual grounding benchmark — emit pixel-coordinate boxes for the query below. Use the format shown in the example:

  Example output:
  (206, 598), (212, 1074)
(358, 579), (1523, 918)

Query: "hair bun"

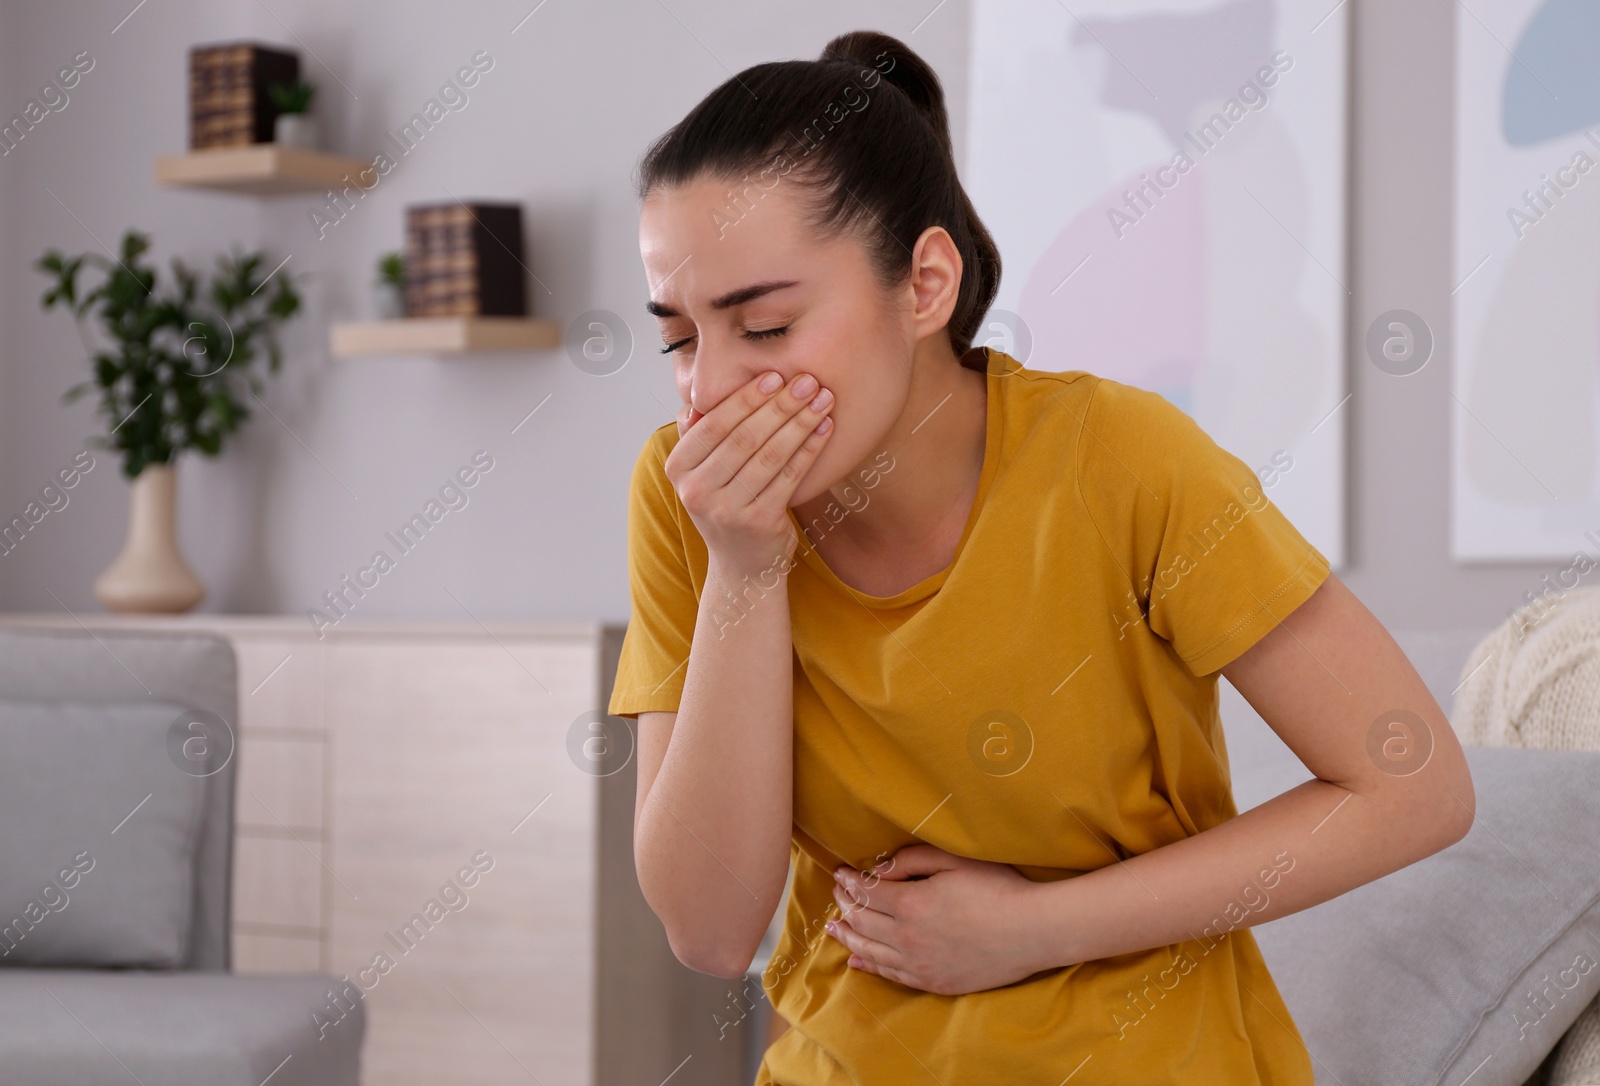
(820, 30), (952, 158)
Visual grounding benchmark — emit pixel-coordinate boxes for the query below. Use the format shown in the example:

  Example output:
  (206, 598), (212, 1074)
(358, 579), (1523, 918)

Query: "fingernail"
(758, 371), (782, 393)
(809, 388), (833, 412)
(793, 373), (818, 399)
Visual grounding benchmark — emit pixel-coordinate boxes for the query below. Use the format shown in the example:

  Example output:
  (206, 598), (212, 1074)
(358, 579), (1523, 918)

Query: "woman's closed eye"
(659, 325), (791, 354)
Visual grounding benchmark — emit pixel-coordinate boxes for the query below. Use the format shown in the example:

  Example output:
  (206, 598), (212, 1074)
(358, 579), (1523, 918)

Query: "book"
(402, 202), (527, 318)
(188, 42), (299, 149)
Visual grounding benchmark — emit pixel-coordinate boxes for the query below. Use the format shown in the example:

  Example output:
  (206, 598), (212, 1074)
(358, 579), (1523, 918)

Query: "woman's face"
(638, 172), (914, 506)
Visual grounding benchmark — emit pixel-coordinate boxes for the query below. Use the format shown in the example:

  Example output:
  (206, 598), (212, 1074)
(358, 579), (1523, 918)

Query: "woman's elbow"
(665, 928), (759, 980)
(635, 853), (765, 979)
(1411, 748), (1477, 857)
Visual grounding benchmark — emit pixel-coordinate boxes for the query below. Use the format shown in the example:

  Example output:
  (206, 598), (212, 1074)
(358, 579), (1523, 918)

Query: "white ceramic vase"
(93, 462), (205, 614)
(375, 285), (405, 319)
(273, 112), (319, 149)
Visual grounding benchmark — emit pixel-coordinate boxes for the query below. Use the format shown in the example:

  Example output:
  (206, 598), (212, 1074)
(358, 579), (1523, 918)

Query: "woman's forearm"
(1020, 772), (1471, 972)
(634, 553), (796, 978)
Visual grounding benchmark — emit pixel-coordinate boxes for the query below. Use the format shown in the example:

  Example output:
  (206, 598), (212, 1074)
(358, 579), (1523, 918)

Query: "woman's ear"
(906, 225), (963, 341)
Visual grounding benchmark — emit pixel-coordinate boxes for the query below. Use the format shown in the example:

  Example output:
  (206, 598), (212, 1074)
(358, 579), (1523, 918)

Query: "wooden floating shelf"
(330, 316), (562, 357)
(154, 145), (371, 195)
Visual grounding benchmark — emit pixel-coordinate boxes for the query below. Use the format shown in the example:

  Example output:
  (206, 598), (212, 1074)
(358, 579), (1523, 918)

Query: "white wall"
(0, 0), (1558, 645)
(0, 0), (971, 626)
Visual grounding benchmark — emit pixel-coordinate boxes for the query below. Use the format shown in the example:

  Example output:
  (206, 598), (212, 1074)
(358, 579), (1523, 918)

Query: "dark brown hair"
(633, 30), (1001, 362)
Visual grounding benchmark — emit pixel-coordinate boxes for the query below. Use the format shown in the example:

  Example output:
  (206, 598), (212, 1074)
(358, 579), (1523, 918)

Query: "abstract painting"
(965, 0), (1349, 566)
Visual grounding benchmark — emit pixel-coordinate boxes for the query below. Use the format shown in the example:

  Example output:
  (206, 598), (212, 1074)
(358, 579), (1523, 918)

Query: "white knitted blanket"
(1451, 583), (1600, 1085)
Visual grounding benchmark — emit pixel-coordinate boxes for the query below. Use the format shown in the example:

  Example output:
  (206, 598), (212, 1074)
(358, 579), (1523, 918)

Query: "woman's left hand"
(826, 843), (1049, 996)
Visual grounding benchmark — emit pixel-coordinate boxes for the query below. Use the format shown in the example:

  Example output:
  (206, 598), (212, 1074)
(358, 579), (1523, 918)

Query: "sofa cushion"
(0, 699), (208, 968)
(1242, 746), (1600, 1086)
(0, 968), (362, 1086)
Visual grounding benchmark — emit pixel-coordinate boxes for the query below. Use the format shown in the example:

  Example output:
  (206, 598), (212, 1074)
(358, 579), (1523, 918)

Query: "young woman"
(608, 29), (1475, 1086)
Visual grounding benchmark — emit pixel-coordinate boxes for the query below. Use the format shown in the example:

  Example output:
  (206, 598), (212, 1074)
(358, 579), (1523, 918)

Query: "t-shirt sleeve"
(1076, 376), (1332, 677)
(607, 426), (700, 718)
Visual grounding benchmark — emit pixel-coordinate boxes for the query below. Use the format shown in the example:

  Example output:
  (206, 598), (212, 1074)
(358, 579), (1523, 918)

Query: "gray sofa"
(0, 627), (364, 1086)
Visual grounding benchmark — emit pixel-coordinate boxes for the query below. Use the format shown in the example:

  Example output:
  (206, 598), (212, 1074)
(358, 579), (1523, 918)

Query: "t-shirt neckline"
(787, 346), (1009, 609)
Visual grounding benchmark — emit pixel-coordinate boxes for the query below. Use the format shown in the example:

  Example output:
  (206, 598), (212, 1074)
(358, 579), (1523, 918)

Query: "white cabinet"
(0, 614), (746, 1086)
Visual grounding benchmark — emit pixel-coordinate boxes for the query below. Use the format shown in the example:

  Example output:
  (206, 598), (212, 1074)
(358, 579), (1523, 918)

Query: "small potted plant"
(36, 229), (302, 613)
(375, 251), (406, 319)
(269, 77), (318, 148)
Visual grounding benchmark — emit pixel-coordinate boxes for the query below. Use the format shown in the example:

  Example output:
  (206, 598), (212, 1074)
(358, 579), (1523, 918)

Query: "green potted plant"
(36, 228), (302, 613)
(268, 77), (318, 149)
(375, 250), (406, 319)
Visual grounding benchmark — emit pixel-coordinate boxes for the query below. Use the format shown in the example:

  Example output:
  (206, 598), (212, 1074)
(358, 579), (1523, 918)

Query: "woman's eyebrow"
(646, 279), (800, 318)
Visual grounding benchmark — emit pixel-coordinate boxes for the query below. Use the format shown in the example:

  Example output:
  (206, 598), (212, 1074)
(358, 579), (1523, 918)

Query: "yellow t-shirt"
(608, 346), (1330, 1085)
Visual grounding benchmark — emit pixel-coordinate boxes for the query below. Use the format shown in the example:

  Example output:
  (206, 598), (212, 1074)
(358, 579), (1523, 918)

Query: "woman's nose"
(688, 375), (743, 417)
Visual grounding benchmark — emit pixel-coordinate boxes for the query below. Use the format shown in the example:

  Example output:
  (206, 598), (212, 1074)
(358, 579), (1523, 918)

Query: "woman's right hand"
(665, 369), (835, 579)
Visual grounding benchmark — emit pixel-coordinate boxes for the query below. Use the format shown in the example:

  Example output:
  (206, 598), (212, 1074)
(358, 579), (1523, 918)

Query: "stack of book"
(403, 202), (527, 318)
(188, 42), (299, 149)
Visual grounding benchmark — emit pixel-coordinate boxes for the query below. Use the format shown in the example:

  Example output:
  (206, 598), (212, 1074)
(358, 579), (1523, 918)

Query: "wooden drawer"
(232, 832), (325, 930)
(233, 930), (323, 974)
(232, 635), (324, 733)
(236, 731), (325, 832)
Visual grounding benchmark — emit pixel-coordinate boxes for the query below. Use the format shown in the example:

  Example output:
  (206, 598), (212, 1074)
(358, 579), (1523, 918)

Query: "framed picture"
(1453, 0), (1600, 561)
